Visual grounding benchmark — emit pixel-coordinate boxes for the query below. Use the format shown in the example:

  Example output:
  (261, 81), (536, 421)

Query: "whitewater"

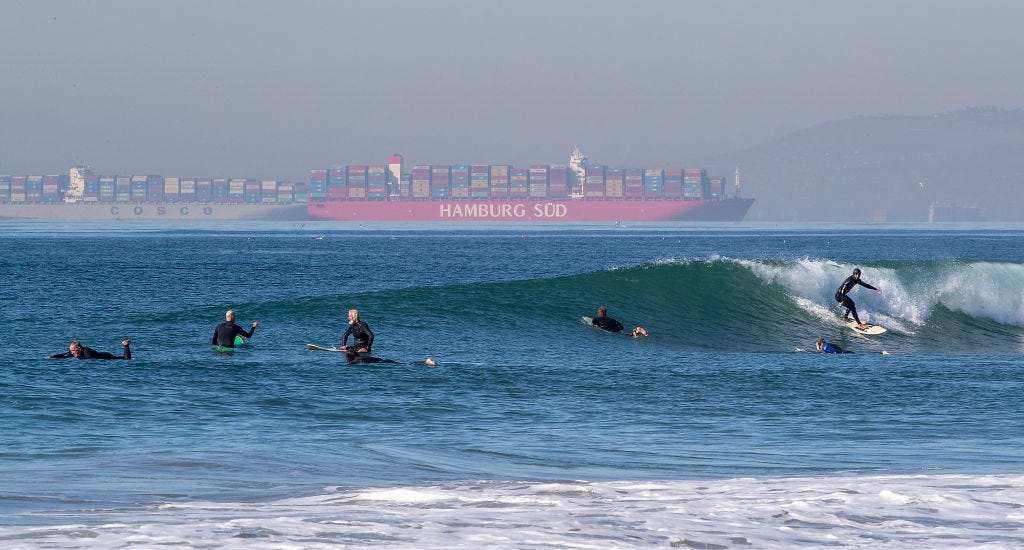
(1, 222), (1022, 548)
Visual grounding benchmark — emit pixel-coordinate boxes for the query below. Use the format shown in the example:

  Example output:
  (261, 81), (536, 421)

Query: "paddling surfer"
(591, 306), (648, 338)
(815, 338), (849, 354)
(47, 339), (132, 359)
(815, 338), (891, 355)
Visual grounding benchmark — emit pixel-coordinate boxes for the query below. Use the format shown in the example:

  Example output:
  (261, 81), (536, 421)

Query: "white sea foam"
(734, 258), (1024, 328)
(4, 474), (1023, 549)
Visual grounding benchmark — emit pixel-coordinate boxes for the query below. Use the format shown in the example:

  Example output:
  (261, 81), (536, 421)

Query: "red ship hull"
(308, 197), (753, 222)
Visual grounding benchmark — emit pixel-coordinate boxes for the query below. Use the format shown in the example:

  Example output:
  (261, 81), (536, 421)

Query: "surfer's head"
(815, 338), (825, 350)
(852, 268), (861, 277)
(597, 306), (607, 316)
(225, 310), (235, 322)
(348, 309), (360, 324)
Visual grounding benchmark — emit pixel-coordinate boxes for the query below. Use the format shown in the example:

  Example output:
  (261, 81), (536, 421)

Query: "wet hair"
(853, 268), (861, 275)
(597, 306), (607, 315)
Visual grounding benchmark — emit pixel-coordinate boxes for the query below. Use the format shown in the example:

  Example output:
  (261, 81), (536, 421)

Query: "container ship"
(0, 169), (309, 221)
(307, 148), (753, 222)
(0, 149), (753, 222)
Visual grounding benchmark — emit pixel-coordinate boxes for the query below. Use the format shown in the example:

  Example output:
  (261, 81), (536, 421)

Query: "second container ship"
(307, 148), (754, 222)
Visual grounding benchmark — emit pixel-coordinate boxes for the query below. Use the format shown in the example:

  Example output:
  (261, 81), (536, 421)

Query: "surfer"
(835, 268), (881, 330)
(591, 307), (648, 338)
(814, 338), (850, 354)
(212, 310), (258, 348)
(341, 309), (374, 353)
(47, 339), (132, 359)
(815, 338), (893, 355)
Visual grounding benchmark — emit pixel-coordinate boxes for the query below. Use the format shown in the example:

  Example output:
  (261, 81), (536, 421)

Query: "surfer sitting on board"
(592, 307), (648, 338)
(47, 339), (132, 359)
(834, 268), (880, 330)
(212, 310), (258, 348)
(341, 309), (374, 353)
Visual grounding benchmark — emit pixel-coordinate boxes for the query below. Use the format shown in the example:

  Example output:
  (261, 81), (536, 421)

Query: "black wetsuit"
(212, 322), (256, 348)
(835, 276), (878, 324)
(342, 320), (374, 352)
(346, 354), (396, 364)
(49, 343), (132, 360)
(592, 315), (624, 333)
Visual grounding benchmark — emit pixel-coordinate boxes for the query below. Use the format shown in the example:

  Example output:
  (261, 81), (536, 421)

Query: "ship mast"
(734, 166), (742, 199)
(568, 146), (587, 199)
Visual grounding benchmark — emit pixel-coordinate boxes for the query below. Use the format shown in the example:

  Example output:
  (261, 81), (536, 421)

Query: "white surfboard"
(306, 343), (344, 352)
(581, 316), (594, 326)
(845, 319), (887, 335)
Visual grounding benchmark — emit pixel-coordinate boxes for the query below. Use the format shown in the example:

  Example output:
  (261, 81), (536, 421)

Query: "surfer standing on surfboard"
(834, 268), (881, 330)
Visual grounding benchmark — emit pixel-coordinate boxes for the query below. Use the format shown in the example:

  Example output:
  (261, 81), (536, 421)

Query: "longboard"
(307, 343), (344, 352)
(846, 319), (887, 335)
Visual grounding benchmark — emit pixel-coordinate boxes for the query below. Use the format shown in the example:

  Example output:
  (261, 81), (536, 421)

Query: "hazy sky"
(2, 0), (1021, 179)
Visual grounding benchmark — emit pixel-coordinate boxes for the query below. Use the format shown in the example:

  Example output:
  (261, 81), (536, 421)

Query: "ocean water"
(1, 221), (1023, 548)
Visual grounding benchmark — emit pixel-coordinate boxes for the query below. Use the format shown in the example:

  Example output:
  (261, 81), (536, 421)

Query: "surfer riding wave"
(835, 268), (881, 330)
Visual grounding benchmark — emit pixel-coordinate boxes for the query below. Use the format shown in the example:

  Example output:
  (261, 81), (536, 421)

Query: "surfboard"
(307, 343), (344, 352)
(581, 316), (594, 326)
(234, 335), (246, 346)
(846, 319), (887, 335)
(211, 345), (236, 353)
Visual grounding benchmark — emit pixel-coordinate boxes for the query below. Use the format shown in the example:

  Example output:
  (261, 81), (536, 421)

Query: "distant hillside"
(694, 107), (1024, 221)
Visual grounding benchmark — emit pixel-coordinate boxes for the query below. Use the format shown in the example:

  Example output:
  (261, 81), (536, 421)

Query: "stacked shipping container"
(451, 165), (470, 199)
(1, 157), (728, 207)
(585, 167), (605, 198)
(431, 165), (450, 199)
(470, 165), (489, 198)
(0, 171), (310, 205)
(684, 169), (706, 200)
(367, 165), (387, 200)
(490, 165), (509, 198)
(305, 161), (731, 203)
(412, 166), (431, 198)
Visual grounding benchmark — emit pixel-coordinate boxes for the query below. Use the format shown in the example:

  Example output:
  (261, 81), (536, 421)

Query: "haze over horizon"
(2, 1), (1021, 180)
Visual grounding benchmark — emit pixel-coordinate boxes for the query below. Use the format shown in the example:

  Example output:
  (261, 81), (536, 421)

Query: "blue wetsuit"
(820, 341), (848, 354)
